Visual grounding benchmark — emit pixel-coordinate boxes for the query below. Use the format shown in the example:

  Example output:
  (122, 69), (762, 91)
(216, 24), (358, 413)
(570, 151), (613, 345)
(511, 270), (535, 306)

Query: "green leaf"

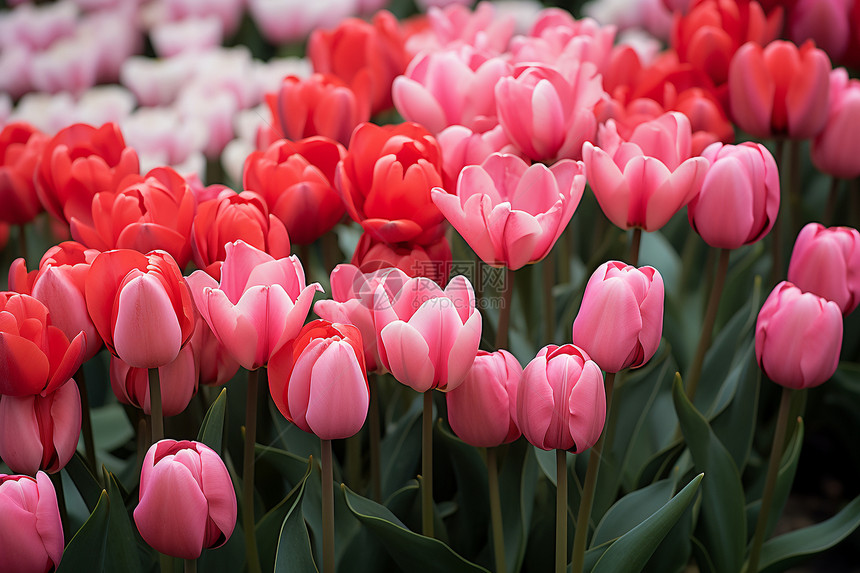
(380, 395), (423, 499)
(274, 459), (318, 573)
(498, 439), (538, 573)
(56, 490), (110, 573)
(65, 452), (102, 512)
(197, 388), (227, 454)
(90, 402), (135, 453)
(672, 375), (747, 573)
(103, 469), (143, 573)
(591, 474), (703, 573)
(265, 459), (314, 573)
(342, 485), (490, 573)
(591, 478), (675, 546)
(255, 443), (316, 490)
(759, 494), (860, 573)
(710, 346), (760, 472)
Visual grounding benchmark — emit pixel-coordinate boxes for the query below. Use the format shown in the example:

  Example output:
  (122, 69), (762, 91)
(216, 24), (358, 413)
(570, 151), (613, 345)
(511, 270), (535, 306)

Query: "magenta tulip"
(788, 223), (860, 315)
(0, 472), (63, 573)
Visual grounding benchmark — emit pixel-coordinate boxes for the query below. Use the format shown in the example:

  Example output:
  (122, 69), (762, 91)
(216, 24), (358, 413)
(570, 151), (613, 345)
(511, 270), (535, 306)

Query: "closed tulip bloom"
(788, 223), (860, 315)
(349, 233), (452, 285)
(110, 345), (198, 417)
(517, 344), (605, 452)
(435, 124), (518, 189)
(755, 281), (842, 389)
(688, 142), (780, 249)
(0, 292), (86, 397)
(0, 472), (63, 573)
(374, 275), (482, 392)
(788, 0), (851, 61)
(190, 315), (240, 387)
(811, 68), (860, 179)
(432, 153), (586, 270)
(134, 440), (237, 560)
(187, 240), (322, 371)
(728, 40), (831, 139)
(582, 112), (709, 232)
(0, 122), (47, 225)
(446, 349), (522, 448)
(86, 249), (195, 369)
(269, 320), (369, 440)
(572, 261), (664, 373)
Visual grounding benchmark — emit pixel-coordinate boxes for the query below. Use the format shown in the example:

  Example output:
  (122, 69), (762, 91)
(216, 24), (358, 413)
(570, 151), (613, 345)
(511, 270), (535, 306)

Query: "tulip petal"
(113, 273), (182, 368)
(0, 394), (43, 474)
(306, 342), (369, 439)
(381, 321), (435, 392)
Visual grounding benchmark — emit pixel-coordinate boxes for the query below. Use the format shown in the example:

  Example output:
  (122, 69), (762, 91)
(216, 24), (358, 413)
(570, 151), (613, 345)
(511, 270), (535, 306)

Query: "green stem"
(487, 447), (506, 573)
(555, 449), (568, 573)
(422, 391), (434, 537)
(185, 558), (197, 573)
(570, 371), (616, 573)
(474, 253), (484, 312)
(543, 254), (555, 343)
(159, 553), (172, 573)
(788, 139), (802, 238)
(629, 227), (642, 266)
(148, 368), (164, 444)
(685, 248), (730, 401)
(74, 367), (97, 472)
(321, 439), (335, 573)
(321, 231), (341, 276)
(18, 224), (27, 263)
(747, 386), (793, 573)
(345, 433), (361, 491)
(824, 177), (840, 227)
(496, 267), (515, 349)
(370, 374), (382, 503)
(243, 369), (261, 573)
(50, 471), (68, 542)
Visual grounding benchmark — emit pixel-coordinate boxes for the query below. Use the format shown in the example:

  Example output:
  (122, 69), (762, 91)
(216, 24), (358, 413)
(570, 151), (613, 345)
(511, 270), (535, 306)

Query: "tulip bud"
(0, 472), (64, 573)
(0, 122), (47, 226)
(110, 345), (198, 417)
(134, 440), (237, 560)
(755, 281), (843, 389)
(810, 68), (860, 179)
(517, 344), (605, 452)
(788, 223), (860, 315)
(350, 233), (452, 285)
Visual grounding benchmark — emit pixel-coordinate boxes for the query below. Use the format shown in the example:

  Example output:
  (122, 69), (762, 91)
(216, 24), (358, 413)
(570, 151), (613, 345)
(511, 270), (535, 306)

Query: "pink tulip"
(187, 240), (322, 371)
(134, 440), (237, 559)
(435, 124), (518, 189)
(408, 2), (515, 55)
(0, 380), (81, 475)
(582, 112), (708, 231)
(687, 142), (780, 249)
(432, 152), (585, 270)
(269, 320), (370, 440)
(811, 68), (860, 179)
(374, 275), (482, 392)
(314, 264), (411, 373)
(788, 223), (860, 315)
(190, 315), (240, 387)
(788, 0), (851, 61)
(110, 345), (198, 417)
(446, 349), (522, 447)
(517, 344), (605, 452)
(755, 281), (842, 389)
(0, 472), (63, 573)
(572, 261), (664, 373)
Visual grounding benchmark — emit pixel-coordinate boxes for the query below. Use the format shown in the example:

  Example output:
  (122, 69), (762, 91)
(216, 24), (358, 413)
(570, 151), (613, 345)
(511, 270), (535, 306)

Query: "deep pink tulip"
(435, 124), (518, 189)
(110, 345), (198, 417)
(446, 349), (522, 447)
(432, 152), (585, 270)
(687, 141), (780, 249)
(811, 68), (860, 179)
(0, 380), (81, 475)
(517, 344), (605, 452)
(728, 40), (831, 139)
(755, 281), (842, 389)
(187, 240), (321, 371)
(788, 223), (860, 315)
(314, 264), (411, 373)
(572, 261), (664, 373)
(582, 112), (708, 232)
(0, 472), (63, 573)
(374, 275), (482, 392)
(134, 440), (237, 560)
(788, 0), (851, 61)
(190, 315), (240, 387)
(269, 320), (369, 440)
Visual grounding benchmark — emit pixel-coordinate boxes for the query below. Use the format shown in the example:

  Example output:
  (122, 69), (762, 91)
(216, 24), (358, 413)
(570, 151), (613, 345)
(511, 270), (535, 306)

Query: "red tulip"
(0, 472), (63, 573)
(0, 122), (48, 225)
(350, 233), (452, 285)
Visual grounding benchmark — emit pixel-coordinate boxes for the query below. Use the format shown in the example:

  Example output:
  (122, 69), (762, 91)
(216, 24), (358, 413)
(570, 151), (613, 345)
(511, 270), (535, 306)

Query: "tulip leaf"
(255, 443), (315, 490)
(673, 375), (747, 573)
(380, 395), (423, 499)
(103, 469), (143, 573)
(262, 459), (313, 573)
(197, 388), (227, 454)
(65, 451), (102, 512)
(56, 490), (110, 573)
(591, 473), (703, 573)
(342, 484), (490, 573)
(498, 439), (538, 573)
(591, 478), (675, 546)
(274, 458), (319, 573)
(758, 493), (860, 573)
(710, 345), (759, 472)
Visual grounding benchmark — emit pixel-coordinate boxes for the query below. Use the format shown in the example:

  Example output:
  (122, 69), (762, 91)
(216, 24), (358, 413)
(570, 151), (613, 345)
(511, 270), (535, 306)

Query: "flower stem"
(74, 367), (97, 472)
(370, 374), (382, 502)
(555, 449), (568, 573)
(18, 224), (27, 262)
(422, 391), (434, 537)
(50, 471), (68, 541)
(185, 558), (197, 573)
(487, 447), (506, 573)
(243, 369), (261, 573)
(629, 227), (642, 266)
(543, 255), (555, 343)
(321, 438), (335, 573)
(496, 267), (515, 349)
(746, 386), (793, 573)
(148, 368), (163, 444)
(685, 248), (730, 401)
(824, 176), (840, 226)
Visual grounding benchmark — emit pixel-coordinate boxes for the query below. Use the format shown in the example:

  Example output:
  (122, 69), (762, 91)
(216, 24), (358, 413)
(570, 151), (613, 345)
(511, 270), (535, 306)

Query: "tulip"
(811, 68), (860, 179)
(432, 153), (586, 270)
(788, 0), (851, 62)
(248, 0), (357, 44)
(350, 233), (452, 285)
(190, 189), (291, 280)
(755, 281), (842, 389)
(336, 122), (446, 245)
(409, 1), (515, 55)
(435, 124), (518, 189)
(186, 240), (322, 371)
(374, 275), (482, 392)
(0, 472), (63, 573)
(190, 315), (240, 387)
(572, 261), (664, 373)
(517, 344), (605, 452)
(446, 349), (522, 447)
(0, 122), (47, 225)
(687, 142), (780, 249)
(134, 440), (237, 560)
(242, 136), (346, 245)
(728, 40), (831, 139)
(788, 223), (860, 315)
(110, 345), (198, 417)
(85, 249), (195, 369)
(0, 292), (86, 397)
